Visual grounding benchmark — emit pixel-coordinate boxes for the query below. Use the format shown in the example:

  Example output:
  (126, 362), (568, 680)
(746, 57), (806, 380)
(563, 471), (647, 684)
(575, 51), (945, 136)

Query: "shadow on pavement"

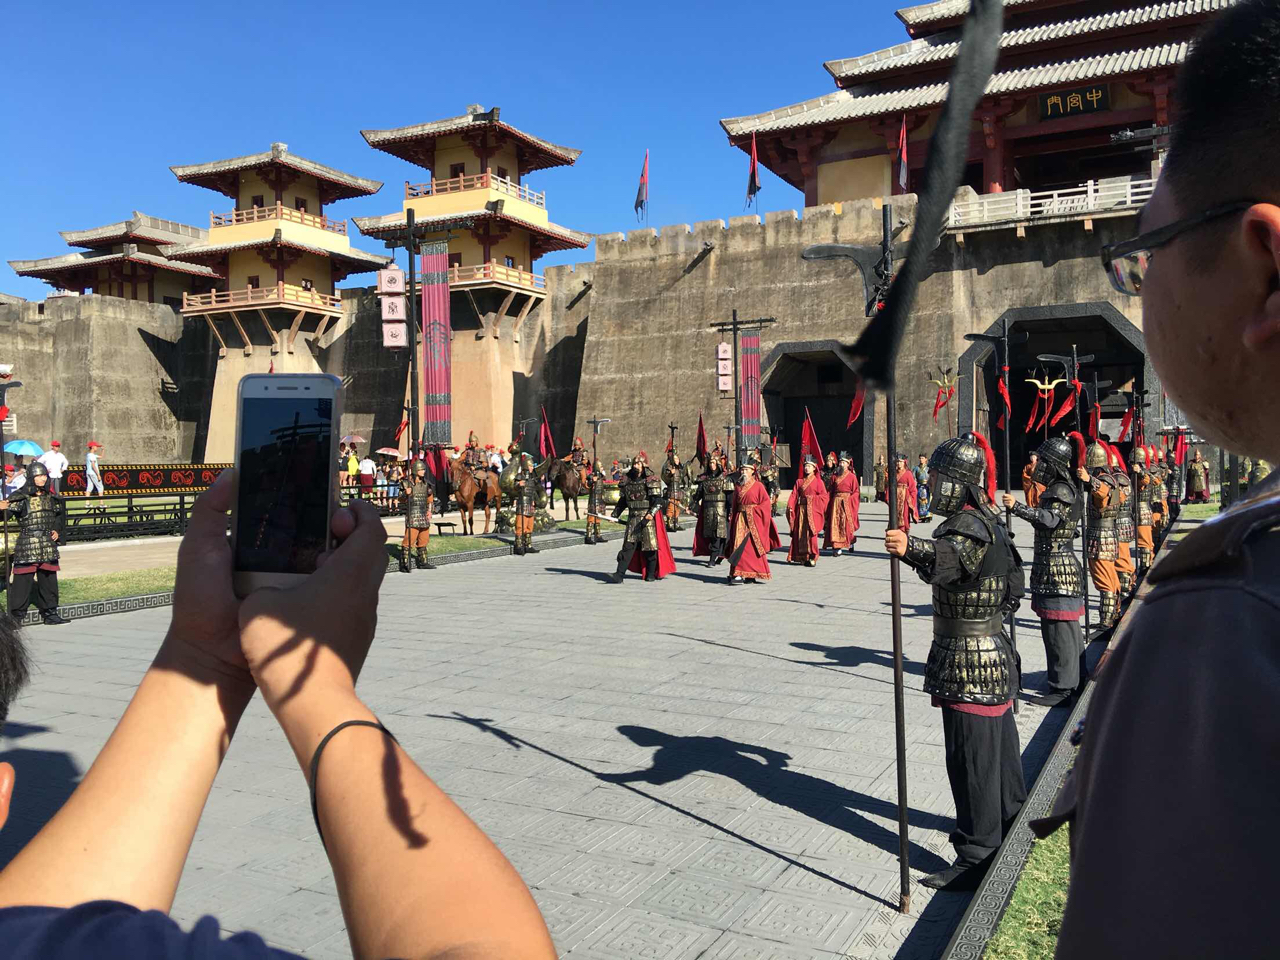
(662, 632), (904, 690)
(542, 567), (616, 584)
(0, 723), (83, 870)
(791, 641), (927, 678)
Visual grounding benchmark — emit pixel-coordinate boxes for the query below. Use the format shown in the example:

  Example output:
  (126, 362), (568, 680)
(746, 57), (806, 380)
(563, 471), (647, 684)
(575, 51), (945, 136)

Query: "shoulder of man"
(1149, 475), (1280, 588)
(1042, 479), (1076, 503)
(936, 510), (994, 543)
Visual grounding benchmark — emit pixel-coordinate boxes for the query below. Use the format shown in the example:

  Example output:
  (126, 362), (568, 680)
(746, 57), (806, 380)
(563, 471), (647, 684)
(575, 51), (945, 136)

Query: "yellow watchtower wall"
(236, 169), (324, 213)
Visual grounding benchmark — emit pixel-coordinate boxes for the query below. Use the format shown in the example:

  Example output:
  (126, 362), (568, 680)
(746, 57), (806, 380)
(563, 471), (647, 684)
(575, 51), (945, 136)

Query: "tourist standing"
(885, 433), (1025, 890)
(337, 442), (349, 489)
(1021, 453), (1045, 507)
(1, 462), (70, 624)
(357, 451), (376, 500)
(725, 461), (779, 585)
(611, 452), (673, 582)
(37, 441), (68, 494)
(787, 455), (828, 567)
(1002, 435), (1085, 707)
(84, 441), (104, 503)
(823, 451), (860, 556)
(346, 447), (359, 490)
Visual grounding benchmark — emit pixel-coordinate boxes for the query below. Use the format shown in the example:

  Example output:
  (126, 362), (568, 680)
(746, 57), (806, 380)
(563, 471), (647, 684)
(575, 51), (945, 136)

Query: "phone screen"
(235, 395), (334, 574)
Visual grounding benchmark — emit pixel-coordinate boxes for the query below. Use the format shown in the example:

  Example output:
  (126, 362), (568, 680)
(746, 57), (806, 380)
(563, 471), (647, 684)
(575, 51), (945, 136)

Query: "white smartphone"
(231, 373), (342, 597)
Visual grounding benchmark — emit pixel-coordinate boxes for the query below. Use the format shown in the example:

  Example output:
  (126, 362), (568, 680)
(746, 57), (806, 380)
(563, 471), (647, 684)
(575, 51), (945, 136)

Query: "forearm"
(1012, 501), (1059, 529)
(0, 637), (253, 911)
(901, 536), (936, 577)
(277, 692), (556, 960)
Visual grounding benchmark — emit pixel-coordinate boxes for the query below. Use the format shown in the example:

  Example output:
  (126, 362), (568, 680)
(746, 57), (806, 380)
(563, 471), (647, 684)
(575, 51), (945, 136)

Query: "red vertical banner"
(740, 331), (762, 451)
(419, 241), (452, 448)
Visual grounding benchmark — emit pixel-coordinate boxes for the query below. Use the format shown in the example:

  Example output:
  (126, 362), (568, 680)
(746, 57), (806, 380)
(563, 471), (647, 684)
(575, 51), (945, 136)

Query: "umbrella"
(3, 440), (43, 457)
(375, 447), (401, 457)
(341, 434), (366, 445)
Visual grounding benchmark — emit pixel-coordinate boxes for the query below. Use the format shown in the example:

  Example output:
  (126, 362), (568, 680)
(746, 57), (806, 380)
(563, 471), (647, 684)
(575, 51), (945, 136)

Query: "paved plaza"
(2, 502), (1070, 959)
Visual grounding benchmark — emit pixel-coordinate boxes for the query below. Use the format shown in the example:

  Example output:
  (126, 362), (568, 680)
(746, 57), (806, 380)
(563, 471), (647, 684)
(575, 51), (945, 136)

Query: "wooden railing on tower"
(210, 202), (348, 235)
(182, 282), (342, 313)
(404, 171), (546, 208)
(946, 177), (1157, 231)
(448, 260), (546, 292)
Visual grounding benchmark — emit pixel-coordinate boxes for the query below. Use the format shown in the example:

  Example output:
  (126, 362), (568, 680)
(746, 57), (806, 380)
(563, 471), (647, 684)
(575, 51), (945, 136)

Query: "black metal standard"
(404, 209), (422, 459)
(588, 415), (611, 467)
(708, 311), (777, 468)
(964, 317), (1028, 711)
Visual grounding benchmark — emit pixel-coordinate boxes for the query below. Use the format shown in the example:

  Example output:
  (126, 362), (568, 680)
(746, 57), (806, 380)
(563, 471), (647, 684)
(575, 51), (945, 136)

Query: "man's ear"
(0, 762), (15, 832)
(1240, 203), (1280, 351)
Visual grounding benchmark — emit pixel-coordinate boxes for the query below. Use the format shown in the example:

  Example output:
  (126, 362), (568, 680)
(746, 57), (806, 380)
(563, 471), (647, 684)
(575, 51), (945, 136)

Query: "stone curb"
(939, 519), (1185, 958)
(17, 523), (693, 625)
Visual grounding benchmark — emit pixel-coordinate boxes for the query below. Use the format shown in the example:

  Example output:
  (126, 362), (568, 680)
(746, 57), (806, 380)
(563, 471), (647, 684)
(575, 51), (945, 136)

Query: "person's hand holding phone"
(238, 499), (388, 764)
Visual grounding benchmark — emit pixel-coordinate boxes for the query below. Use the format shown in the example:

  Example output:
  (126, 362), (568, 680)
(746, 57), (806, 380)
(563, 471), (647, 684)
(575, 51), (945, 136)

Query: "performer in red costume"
(727, 462), (781, 584)
(787, 455), (829, 567)
(895, 453), (918, 534)
(823, 450), (860, 556)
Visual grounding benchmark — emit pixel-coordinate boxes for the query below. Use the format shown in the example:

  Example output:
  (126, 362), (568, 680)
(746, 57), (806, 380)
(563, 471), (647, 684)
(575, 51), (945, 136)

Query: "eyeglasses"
(1100, 200), (1258, 296)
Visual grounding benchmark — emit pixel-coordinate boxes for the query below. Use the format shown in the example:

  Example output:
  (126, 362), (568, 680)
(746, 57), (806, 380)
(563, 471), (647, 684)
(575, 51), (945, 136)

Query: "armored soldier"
(1132, 446), (1157, 573)
(1150, 448), (1169, 546)
(885, 432), (1026, 891)
(2, 461), (70, 624)
(1083, 441), (1120, 627)
(399, 459), (436, 573)
(760, 453), (782, 516)
(583, 459), (606, 545)
(461, 431), (487, 474)
(563, 437), (591, 486)
(821, 451), (839, 487)
(1002, 434), (1085, 707)
(512, 454), (540, 557)
(1165, 445), (1185, 525)
(660, 449), (690, 533)
(1107, 443), (1137, 597)
(691, 451), (733, 566)
(873, 455), (888, 503)
(611, 451), (672, 582)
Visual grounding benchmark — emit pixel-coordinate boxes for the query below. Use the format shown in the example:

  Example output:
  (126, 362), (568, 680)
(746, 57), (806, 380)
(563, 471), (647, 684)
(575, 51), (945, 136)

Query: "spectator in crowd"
(336, 442), (349, 489)
(488, 446), (504, 471)
(0, 476), (557, 959)
(1056, 3), (1280, 954)
(345, 448), (360, 490)
(1, 465), (21, 499)
(357, 450), (376, 500)
(36, 442), (68, 495)
(387, 460), (403, 504)
(84, 442), (104, 504)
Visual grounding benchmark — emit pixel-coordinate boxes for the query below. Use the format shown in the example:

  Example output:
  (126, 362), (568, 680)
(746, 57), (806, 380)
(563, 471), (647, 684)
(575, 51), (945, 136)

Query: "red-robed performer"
(823, 450), (860, 556)
(727, 462), (781, 584)
(787, 455), (829, 567)
(895, 453), (917, 534)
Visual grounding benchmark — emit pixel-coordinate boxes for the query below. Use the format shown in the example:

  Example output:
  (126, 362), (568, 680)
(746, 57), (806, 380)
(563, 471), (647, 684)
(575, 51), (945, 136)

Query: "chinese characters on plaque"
(716, 341), (733, 393)
(1038, 85), (1110, 121)
(377, 267), (408, 350)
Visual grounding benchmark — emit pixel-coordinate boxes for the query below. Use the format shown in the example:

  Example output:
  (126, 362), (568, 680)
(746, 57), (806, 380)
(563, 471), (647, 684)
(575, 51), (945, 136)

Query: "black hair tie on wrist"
(309, 719), (399, 849)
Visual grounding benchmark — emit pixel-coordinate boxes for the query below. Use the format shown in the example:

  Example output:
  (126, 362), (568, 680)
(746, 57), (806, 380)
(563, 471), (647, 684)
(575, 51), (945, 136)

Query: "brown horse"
(544, 457), (585, 521)
(450, 458), (502, 534)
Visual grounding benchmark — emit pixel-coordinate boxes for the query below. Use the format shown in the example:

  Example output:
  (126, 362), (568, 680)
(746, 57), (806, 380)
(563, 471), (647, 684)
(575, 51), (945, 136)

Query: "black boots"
(416, 549), (436, 570)
(41, 611), (70, 626)
(524, 534), (540, 554)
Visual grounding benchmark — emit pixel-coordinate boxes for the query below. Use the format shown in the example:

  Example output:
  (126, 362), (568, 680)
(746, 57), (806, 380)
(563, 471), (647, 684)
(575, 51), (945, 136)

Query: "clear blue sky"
(1, 0), (911, 299)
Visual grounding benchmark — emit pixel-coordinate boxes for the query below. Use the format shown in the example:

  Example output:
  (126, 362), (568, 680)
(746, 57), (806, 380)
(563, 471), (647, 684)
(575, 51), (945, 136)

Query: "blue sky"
(1, 0), (912, 299)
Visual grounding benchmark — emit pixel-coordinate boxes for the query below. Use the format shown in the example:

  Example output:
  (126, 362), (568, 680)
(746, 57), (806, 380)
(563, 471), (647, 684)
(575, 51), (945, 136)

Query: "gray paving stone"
(3, 503), (1072, 959)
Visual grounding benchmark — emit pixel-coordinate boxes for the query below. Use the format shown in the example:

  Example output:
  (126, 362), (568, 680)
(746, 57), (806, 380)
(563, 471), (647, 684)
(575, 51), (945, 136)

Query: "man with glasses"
(1057, 3), (1280, 954)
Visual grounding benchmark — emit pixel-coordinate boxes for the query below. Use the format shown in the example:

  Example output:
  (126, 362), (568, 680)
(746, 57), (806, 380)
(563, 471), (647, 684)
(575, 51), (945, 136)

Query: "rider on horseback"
(461, 432), (487, 475)
(563, 437), (591, 487)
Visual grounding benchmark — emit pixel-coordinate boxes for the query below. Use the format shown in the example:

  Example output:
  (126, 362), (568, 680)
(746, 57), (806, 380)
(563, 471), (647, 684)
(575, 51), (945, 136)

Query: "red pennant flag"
(665, 433), (674, 454)
(1049, 380), (1083, 428)
(1036, 392), (1053, 431)
(746, 133), (762, 208)
(995, 371), (1012, 431)
(634, 149), (649, 220)
(932, 387), (947, 422)
(1025, 390), (1041, 434)
(801, 407), (824, 465)
(1087, 402), (1101, 440)
(538, 404), (557, 460)
(898, 114), (909, 192)
(695, 412), (708, 462)
(0, 405), (8, 424)
(393, 418), (410, 442)
(1118, 406), (1133, 442)
(268, 359), (274, 374)
(1175, 430), (1189, 465)
(846, 378), (865, 428)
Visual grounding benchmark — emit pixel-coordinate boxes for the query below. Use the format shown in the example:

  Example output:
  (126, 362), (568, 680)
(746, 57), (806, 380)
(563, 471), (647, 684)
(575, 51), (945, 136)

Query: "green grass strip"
(984, 825), (1071, 960)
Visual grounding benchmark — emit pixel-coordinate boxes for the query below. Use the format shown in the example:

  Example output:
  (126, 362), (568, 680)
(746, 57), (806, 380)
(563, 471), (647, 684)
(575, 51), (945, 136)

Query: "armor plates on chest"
(586, 478), (604, 512)
(406, 482), (432, 527)
(698, 476), (730, 539)
(516, 478), (539, 516)
(1116, 507), (1135, 540)
(924, 632), (1014, 705)
(1030, 492), (1083, 597)
(1137, 497), (1153, 526)
(15, 493), (60, 566)
(1087, 484), (1118, 560)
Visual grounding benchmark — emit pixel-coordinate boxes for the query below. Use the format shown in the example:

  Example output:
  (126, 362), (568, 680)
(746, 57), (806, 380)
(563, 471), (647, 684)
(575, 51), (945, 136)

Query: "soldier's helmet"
(927, 434), (988, 516)
(26, 460), (49, 482)
(838, 451), (852, 463)
(593, 459), (604, 473)
(1086, 441), (1108, 471)
(1032, 436), (1076, 485)
(413, 459), (428, 476)
(1132, 445), (1149, 468)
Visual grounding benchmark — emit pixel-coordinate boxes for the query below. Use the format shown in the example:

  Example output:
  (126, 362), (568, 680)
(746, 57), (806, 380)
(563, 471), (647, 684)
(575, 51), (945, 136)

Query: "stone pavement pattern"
(2, 502), (1070, 959)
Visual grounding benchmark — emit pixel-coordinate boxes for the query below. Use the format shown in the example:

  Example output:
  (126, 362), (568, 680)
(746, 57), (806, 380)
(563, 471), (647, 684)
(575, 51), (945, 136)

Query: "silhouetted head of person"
(616, 726), (670, 748)
(0, 615), (32, 831)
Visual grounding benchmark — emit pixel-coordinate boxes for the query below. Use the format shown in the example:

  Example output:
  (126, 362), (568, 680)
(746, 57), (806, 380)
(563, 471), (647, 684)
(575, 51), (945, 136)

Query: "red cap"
(50, 440), (60, 447)
(87, 440), (102, 448)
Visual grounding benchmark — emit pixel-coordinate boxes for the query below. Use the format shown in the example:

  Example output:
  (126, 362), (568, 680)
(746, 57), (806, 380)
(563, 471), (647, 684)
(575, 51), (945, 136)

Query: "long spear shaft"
(1071, 345), (1090, 637)
(1000, 325), (1018, 709)
(884, 386), (911, 915)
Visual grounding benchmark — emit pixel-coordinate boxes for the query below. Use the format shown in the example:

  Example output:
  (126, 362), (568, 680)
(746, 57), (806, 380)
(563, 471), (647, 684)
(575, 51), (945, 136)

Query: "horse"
(544, 457), (585, 521)
(450, 458), (502, 535)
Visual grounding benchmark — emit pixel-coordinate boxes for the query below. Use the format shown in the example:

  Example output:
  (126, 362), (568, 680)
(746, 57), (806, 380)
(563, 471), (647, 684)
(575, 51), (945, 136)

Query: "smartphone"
(231, 373), (342, 597)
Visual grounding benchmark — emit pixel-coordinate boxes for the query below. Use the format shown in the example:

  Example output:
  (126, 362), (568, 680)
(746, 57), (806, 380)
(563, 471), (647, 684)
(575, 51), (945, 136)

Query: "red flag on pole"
(538, 404), (557, 459)
(996, 369), (1011, 430)
(267, 359), (274, 374)
(898, 115), (909, 191)
(695, 412), (708, 462)
(1025, 389), (1040, 434)
(746, 133), (762, 208)
(846, 378), (866, 428)
(801, 407), (824, 465)
(1049, 380), (1083, 427)
(1175, 429), (1189, 465)
(634, 149), (649, 221)
(1117, 406), (1133, 442)
(931, 387), (947, 422)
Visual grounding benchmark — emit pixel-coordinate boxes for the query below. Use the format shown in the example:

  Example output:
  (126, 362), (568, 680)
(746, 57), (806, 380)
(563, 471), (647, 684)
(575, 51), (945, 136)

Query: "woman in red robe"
(895, 454), (917, 534)
(822, 451), (860, 556)
(727, 462), (781, 584)
(787, 455), (829, 566)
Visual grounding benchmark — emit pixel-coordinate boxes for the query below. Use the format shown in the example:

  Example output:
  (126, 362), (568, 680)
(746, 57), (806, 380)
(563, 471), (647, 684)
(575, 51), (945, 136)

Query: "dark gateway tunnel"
(761, 341), (875, 489)
(958, 303), (1153, 482)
